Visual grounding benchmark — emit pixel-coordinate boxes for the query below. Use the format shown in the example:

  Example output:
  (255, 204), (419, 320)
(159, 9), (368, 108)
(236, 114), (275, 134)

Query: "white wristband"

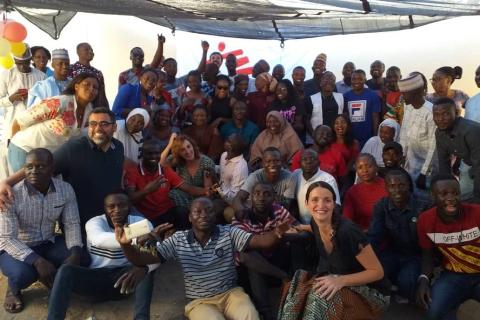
(417, 274), (430, 283)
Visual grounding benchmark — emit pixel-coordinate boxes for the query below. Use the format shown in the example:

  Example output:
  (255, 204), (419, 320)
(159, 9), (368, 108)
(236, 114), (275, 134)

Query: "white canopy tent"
(7, 0), (480, 42)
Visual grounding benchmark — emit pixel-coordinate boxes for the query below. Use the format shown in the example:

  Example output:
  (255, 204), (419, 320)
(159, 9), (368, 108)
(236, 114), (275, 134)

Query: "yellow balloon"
(0, 38), (10, 56)
(10, 42), (25, 56)
(0, 54), (14, 69)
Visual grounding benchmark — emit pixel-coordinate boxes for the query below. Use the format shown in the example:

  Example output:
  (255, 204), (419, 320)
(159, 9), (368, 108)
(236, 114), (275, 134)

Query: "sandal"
(4, 287), (23, 313)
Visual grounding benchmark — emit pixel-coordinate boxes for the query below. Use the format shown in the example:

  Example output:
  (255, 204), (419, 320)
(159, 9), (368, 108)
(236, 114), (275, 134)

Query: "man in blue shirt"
(343, 69), (381, 147)
(220, 100), (259, 146)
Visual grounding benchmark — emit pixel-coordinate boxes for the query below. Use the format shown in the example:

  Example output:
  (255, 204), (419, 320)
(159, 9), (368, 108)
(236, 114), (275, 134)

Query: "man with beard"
(0, 44), (45, 179)
(116, 196), (291, 320)
(0, 148), (84, 313)
(366, 60), (386, 92)
(416, 174), (480, 319)
(233, 147), (295, 220)
(27, 49), (71, 107)
(0, 108), (124, 240)
(368, 170), (422, 302)
(303, 53), (327, 97)
(336, 61), (356, 94)
(118, 35), (164, 87)
(434, 97), (480, 203)
(124, 139), (207, 228)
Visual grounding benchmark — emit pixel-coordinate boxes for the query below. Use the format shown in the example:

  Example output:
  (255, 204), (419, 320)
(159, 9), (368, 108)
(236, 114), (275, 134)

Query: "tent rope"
(271, 19), (285, 48)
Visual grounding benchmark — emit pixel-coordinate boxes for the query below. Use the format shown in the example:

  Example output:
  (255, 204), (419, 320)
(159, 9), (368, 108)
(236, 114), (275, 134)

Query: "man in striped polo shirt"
(116, 197), (291, 320)
(232, 182), (298, 320)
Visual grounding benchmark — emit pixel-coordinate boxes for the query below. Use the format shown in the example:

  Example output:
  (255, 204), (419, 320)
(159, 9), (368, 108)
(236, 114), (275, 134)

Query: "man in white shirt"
(398, 73), (436, 205)
(47, 191), (158, 320)
(292, 148), (340, 224)
(0, 44), (45, 179)
(217, 133), (249, 204)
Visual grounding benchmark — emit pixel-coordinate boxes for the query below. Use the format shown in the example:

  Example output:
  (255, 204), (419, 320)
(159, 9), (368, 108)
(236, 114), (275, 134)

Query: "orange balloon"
(3, 21), (27, 43)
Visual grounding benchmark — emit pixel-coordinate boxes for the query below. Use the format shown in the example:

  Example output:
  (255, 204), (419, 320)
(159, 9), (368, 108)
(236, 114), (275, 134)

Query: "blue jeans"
(428, 271), (480, 320)
(0, 236), (81, 294)
(47, 264), (155, 320)
(379, 252), (421, 300)
(7, 142), (27, 173)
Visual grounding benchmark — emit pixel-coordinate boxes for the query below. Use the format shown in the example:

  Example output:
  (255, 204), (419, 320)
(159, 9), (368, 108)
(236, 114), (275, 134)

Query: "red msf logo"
(216, 41), (252, 75)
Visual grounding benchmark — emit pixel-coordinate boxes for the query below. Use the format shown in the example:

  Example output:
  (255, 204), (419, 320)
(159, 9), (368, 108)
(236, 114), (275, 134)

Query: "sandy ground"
(0, 261), (478, 320)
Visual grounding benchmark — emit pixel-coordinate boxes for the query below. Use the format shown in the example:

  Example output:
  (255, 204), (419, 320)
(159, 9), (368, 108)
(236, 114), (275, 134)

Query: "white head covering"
(114, 108), (150, 162)
(361, 118), (401, 166)
(398, 73), (424, 92)
(126, 108), (150, 128)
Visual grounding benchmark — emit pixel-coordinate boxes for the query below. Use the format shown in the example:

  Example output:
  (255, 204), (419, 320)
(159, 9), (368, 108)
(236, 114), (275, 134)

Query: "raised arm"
(196, 41), (209, 74)
(149, 34), (165, 69)
(115, 225), (162, 266)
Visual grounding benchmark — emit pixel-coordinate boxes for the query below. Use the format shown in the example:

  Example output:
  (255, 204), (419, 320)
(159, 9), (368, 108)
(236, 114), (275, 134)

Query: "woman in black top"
(278, 181), (389, 319)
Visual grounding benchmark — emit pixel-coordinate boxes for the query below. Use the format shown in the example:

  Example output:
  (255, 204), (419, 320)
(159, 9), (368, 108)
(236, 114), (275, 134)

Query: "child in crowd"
(343, 153), (387, 231)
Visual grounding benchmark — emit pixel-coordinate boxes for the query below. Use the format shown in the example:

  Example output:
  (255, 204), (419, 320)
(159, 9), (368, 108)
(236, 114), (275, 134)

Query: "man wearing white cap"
(304, 53), (327, 98)
(398, 72), (436, 198)
(27, 49), (71, 107)
(0, 44), (46, 180)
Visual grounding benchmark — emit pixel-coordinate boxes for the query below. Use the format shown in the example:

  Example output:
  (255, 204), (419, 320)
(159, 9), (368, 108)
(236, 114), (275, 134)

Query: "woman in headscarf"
(249, 110), (302, 167)
(361, 118), (400, 167)
(113, 108), (150, 164)
(182, 106), (223, 163)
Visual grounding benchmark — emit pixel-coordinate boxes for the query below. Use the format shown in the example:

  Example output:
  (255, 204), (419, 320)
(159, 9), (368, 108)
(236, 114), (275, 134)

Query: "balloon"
(218, 41), (225, 52)
(10, 41), (25, 56)
(0, 19), (12, 36)
(0, 54), (14, 69)
(0, 38), (11, 56)
(3, 21), (27, 43)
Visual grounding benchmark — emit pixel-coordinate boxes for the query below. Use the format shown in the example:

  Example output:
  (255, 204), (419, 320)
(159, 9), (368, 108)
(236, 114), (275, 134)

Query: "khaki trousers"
(185, 287), (259, 320)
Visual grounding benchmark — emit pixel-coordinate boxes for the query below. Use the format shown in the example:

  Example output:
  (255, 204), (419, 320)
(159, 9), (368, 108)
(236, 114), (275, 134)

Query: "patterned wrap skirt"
(278, 270), (390, 320)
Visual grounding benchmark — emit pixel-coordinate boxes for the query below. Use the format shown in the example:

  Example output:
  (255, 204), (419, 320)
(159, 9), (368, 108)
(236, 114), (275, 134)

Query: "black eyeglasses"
(88, 121), (114, 128)
(216, 86), (229, 91)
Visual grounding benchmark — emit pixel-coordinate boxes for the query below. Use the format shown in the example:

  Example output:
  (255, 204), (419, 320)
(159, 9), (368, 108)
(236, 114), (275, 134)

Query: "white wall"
(12, 11), (480, 104)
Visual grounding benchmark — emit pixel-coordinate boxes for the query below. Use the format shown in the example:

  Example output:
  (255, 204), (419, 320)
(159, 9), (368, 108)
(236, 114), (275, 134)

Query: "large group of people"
(0, 35), (479, 320)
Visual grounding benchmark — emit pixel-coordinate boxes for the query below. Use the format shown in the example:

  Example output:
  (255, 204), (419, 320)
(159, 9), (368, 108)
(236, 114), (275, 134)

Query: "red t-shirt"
(417, 204), (480, 273)
(330, 141), (360, 166)
(124, 164), (184, 220)
(343, 177), (387, 231)
(290, 148), (347, 181)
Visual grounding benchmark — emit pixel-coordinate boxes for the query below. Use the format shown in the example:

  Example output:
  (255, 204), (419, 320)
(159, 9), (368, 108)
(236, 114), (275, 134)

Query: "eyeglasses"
(88, 121), (114, 128)
(216, 86), (229, 91)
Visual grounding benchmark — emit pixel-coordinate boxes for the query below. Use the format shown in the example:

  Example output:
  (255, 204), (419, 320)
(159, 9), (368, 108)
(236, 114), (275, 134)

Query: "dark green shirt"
(436, 117), (480, 202)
